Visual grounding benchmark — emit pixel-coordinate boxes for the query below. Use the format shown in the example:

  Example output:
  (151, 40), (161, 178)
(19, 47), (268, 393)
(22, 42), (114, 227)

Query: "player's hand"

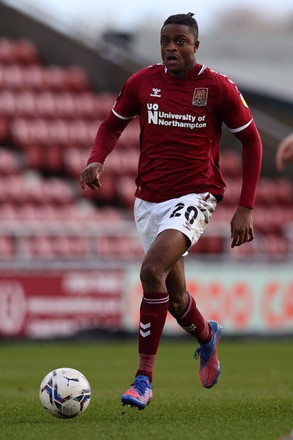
(80, 162), (104, 190)
(230, 206), (254, 248)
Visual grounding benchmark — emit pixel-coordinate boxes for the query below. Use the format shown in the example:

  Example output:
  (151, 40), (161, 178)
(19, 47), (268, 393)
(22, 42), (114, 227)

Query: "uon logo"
(147, 103), (159, 124)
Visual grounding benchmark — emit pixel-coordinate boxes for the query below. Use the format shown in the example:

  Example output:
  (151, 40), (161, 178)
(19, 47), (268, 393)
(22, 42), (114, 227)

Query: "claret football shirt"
(89, 63), (261, 206)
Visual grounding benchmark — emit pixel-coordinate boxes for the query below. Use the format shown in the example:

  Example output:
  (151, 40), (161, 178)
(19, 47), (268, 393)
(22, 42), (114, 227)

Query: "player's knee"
(140, 261), (165, 287)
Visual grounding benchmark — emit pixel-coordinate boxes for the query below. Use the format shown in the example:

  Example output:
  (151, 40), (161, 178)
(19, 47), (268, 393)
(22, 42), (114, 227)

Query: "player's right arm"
(80, 74), (140, 191)
(79, 112), (130, 191)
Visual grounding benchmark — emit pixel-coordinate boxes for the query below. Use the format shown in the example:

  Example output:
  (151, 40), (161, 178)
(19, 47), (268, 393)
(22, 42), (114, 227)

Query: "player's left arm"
(230, 120), (262, 247)
(219, 76), (263, 248)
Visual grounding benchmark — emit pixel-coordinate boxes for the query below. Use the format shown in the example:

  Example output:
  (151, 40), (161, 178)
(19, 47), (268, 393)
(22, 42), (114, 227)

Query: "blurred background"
(0, 0), (292, 340)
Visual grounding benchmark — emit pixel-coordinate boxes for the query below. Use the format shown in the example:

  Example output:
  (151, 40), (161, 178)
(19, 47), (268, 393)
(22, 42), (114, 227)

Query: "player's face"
(160, 24), (199, 77)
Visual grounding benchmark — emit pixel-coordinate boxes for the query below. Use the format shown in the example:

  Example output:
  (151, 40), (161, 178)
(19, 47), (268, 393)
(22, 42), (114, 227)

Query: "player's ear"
(194, 40), (200, 52)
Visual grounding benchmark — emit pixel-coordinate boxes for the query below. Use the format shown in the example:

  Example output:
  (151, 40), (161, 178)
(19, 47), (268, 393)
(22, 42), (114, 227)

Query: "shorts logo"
(192, 88), (208, 107)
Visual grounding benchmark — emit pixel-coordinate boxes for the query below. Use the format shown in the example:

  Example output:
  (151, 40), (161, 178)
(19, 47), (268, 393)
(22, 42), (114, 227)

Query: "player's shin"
(175, 292), (211, 343)
(135, 292), (169, 382)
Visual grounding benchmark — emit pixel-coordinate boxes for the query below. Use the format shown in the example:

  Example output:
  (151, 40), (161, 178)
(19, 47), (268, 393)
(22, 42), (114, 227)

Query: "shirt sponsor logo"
(147, 103), (207, 129)
(192, 88), (208, 107)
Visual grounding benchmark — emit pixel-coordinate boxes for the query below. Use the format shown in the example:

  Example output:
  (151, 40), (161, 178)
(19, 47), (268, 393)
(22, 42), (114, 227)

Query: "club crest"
(192, 88), (208, 107)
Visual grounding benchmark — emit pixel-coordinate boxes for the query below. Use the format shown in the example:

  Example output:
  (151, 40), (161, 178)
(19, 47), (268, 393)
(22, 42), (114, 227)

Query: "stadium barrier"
(0, 262), (292, 339)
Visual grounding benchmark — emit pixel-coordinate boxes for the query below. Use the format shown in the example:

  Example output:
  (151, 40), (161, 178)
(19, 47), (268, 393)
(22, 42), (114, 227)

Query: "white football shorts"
(134, 193), (218, 254)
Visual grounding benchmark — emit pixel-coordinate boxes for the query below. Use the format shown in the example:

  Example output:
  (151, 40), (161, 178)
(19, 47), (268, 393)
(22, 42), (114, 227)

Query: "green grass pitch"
(0, 338), (292, 440)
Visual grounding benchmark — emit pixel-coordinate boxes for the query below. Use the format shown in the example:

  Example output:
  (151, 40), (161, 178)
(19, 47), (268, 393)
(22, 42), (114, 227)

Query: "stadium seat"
(15, 90), (36, 117)
(22, 65), (44, 90)
(48, 119), (70, 145)
(35, 91), (56, 118)
(29, 235), (55, 259)
(221, 177), (242, 205)
(0, 147), (21, 175)
(42, 178), (74, 204)
(0, 90), (16, 117)
(1, 64), (24, 89)
(0, 203), (18, 221)
(265, 234), (288, 260)
(115, 176), (136, 208)
(96, 235), (143, 259)
(42, 66), (68, 91)
(0, 38), (39, 65)
(22, 143), (43, 169)
(44, 144), (63, 172)
(67, 119), (89, 146)
(50, 235), (73, 257)
(275, 178), (293, 203)
(0, 235), (14, 259)
(94, 93), (116, 118)
(54, 92), (76, 118)
(0, 38), (16, 64)
(64, 66), (89, 92)
(74, 92), (97, 119)
(14, 39), (39, 65)
(220, 150), (242, 179)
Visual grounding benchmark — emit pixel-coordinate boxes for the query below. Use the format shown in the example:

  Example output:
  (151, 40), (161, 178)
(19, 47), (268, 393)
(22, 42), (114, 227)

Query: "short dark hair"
(162, 13), (199, 39)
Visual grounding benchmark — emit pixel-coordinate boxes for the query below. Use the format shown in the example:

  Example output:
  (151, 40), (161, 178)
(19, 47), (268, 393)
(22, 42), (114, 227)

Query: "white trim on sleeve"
(112, 108), (136, 120)
(229, 118), (253, 133)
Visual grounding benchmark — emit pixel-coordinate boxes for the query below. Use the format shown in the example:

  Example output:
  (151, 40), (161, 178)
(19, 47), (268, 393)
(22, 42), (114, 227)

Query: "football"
(39, 367), (91, 418)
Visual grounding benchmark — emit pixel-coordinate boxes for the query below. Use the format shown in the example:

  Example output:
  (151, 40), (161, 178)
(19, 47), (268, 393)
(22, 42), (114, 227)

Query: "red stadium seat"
(44, 144), (63, 172)
(54, 92), (76, 118)
(42, 178), (74, 204)
(0, 235), (14, 259)
(0, 203), (18, 221)
(221, 177), (242, 205)
(74, 92), (97, 118)
(275, 178), (293, 204)
(66, 236), (90, 257)
(1, 64), (24, 89)
(35, 91), (56, 118)
(0, 116), (10, 143)
(67, 119), (89, 146)
(15, 90), (36, 117)
(0, 38), (16, 64)
(94, 93), (116, 118)
(265, 234), (288, 260)
(48, 119), (70, 145)
(29, 235), (55, 259)
(11, 118), (32, 147)
(50, 235), (72, 257)
(23, 143), (44, 169)
(0, 90), (16, 117)
(64, 66), (89, 92)
(0, 38), (39, 65)
(220, 150), (242, 179)
(14, 39), (39, 65)
(0, 147), (21, 175)
(115, 176), (136, 208)
(22, 65), (44, 90)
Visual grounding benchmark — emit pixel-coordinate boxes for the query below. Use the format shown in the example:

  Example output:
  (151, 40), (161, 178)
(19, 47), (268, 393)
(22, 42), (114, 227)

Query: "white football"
(39, 367), (91, 418)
